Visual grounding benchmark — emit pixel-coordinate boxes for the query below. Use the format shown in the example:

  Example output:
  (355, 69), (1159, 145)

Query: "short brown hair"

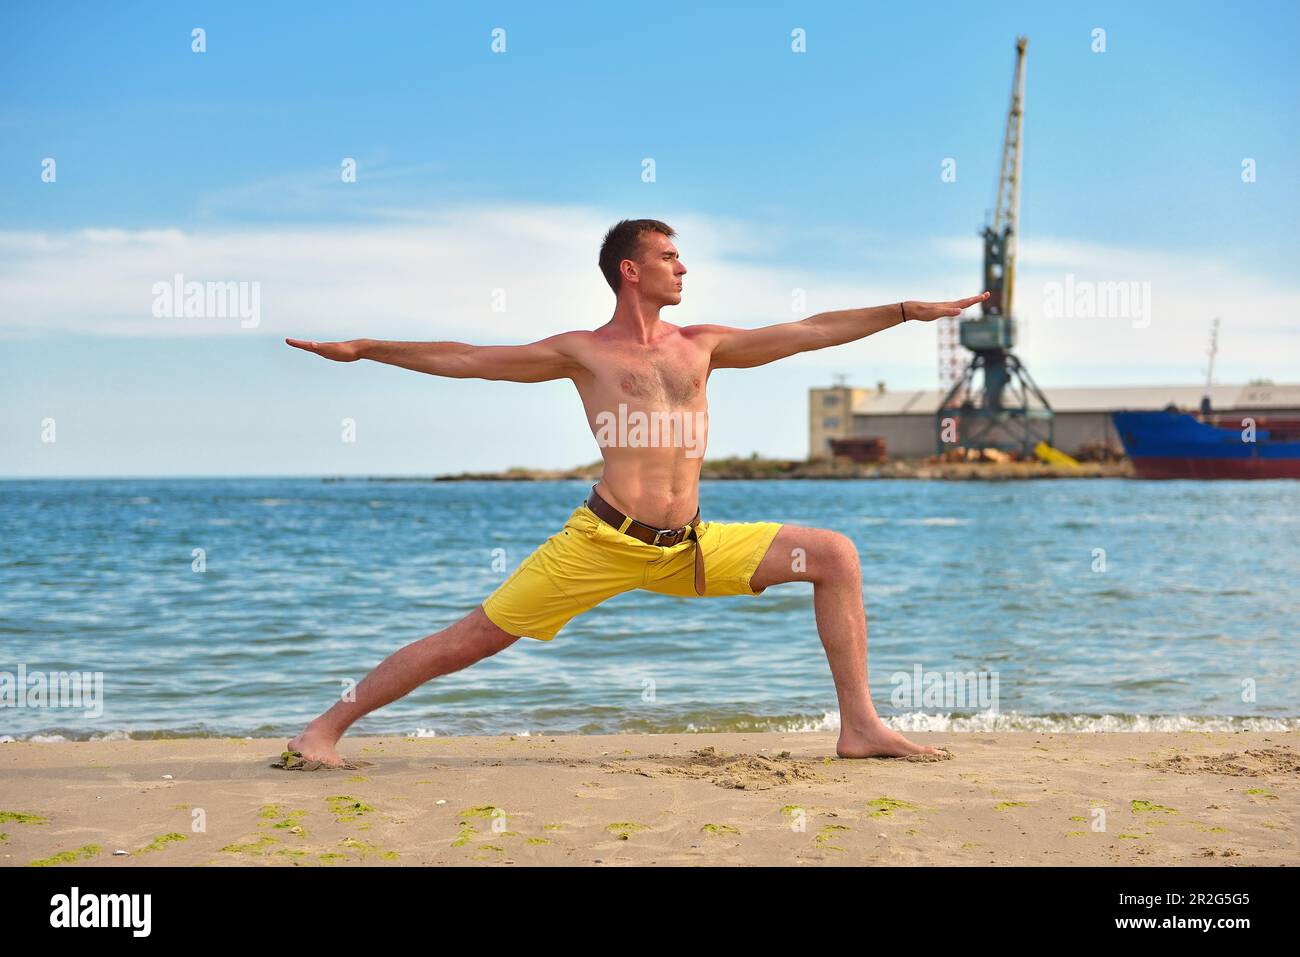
(598, 219), (676, 294)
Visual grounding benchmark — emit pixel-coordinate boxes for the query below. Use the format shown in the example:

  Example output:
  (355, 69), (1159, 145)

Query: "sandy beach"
(1, 731), (1295, 866)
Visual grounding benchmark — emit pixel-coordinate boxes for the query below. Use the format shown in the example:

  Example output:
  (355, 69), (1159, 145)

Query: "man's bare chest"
(609, 353), (708, 406)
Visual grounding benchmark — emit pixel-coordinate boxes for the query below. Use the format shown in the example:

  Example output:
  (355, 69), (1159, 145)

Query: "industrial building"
(808, 381), (1300, 461)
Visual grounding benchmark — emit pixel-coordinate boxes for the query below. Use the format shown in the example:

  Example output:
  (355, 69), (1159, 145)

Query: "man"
(285, 218), (987, 766)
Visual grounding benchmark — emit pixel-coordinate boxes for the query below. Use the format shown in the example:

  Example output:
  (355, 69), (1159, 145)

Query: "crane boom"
(983, 35), (1027, 320)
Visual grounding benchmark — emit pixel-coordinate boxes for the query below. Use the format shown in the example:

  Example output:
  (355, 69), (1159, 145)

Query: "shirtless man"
(285, 218), (988, 765)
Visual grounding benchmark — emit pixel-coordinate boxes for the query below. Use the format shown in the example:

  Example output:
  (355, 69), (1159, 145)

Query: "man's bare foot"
(837, 721), (948, 759)
(286, 722), (347, 768)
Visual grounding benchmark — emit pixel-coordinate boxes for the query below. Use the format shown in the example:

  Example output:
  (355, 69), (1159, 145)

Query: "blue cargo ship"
(1112, 409), (1300, 479)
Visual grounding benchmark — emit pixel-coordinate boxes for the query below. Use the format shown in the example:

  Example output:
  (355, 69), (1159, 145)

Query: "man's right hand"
(285, 338), (366, 362)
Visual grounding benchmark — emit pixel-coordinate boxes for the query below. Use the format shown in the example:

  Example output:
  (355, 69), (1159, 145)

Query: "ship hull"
(1124, 456), (1300, 480)
(1112, 410), (1300, 480)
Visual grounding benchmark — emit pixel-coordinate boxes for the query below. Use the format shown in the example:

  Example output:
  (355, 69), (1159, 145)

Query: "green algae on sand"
(325, 796), (375, 824)
(701, 823), (740, 837)
(221, 835), (279, 854)
(134, 832), (187, 856)
(867, 797), (918, 818)
(813, 824), (848, 851)
(606, 822), (647, 841)
(29, 844), (102, 867)
(0, 811), (49, 825)
(1130, 800), (1178, 814)
(261, 807), (309, 833)
(338, 837), (382, 857)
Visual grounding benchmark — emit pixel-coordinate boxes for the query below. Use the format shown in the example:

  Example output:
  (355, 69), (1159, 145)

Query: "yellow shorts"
(481, 503), (784, 641)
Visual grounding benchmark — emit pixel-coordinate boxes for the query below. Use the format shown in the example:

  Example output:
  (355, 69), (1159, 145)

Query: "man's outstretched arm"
(284, 333), (581, 383)
(700, 292), (989, 369)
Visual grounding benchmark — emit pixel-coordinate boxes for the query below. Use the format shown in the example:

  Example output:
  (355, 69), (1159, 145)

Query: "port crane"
(936, 36), (1054, 455)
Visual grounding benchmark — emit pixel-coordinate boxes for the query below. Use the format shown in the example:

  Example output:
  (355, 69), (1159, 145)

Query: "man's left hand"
(903, 291), (990, 322)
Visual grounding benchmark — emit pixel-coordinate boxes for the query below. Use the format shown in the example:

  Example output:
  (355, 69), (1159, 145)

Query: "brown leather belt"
(585, 484), (706, 596)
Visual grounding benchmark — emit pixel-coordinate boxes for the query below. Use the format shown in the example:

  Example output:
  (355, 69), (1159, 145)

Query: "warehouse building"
(809, 381), (1300, 460)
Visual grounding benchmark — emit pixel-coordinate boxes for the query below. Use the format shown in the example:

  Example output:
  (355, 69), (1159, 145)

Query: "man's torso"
(566, 323), (712, 528)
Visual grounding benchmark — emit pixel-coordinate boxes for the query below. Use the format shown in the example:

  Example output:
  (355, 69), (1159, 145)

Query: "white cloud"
(1, 206), (1296, 386)
(0, 204), (910, 344)
(830, 233), (1300, 386)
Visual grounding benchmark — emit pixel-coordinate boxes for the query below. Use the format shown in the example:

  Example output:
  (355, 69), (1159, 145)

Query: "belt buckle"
(652, 527), (678, 547)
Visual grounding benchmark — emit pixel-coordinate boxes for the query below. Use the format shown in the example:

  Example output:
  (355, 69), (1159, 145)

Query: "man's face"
(627, 231), (687, 306)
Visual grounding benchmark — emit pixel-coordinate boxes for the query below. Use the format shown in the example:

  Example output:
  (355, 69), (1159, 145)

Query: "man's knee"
(812, 530), (860, 584)
(438, 606), (519, 663)
(468, 605), (521, 650)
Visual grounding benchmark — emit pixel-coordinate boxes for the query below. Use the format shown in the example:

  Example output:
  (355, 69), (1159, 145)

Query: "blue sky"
(2, 0), (1297, 476)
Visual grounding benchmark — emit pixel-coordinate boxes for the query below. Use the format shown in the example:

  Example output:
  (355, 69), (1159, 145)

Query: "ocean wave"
(4, 711), (1300, 741)
(89, 728), (135, 742)
(675, 710), (1300, 735)
(881, 710), (1300, 733)
(682, 711), (840, 734)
